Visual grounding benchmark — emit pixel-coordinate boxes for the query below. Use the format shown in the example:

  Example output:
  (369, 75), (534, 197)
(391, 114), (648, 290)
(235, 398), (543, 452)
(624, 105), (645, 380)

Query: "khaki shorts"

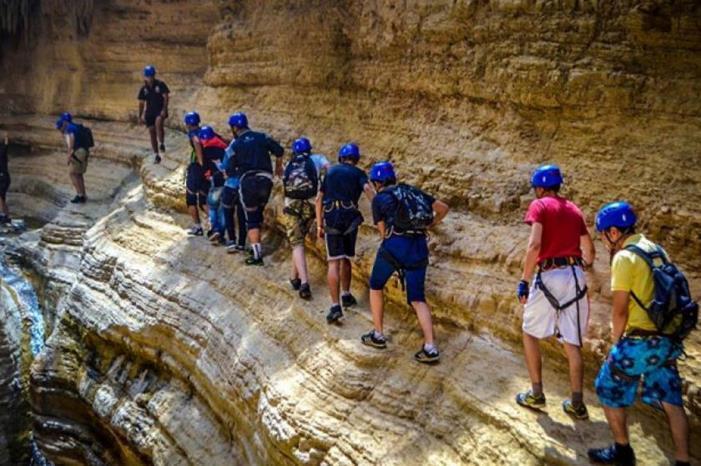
(282, 199), (315, 247)
(69, 148), (89, 175)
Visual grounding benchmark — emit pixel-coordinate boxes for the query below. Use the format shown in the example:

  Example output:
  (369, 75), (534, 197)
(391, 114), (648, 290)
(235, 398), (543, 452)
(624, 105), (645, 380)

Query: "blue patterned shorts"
(595, 336), (683, 408)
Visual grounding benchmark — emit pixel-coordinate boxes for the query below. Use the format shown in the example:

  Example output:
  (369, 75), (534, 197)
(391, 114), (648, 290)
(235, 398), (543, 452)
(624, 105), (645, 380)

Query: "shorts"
(369, 241), (428, 303)
(282, 199), (315, 246)
(0, 173), (10, 199)
(240, 172), (273, 230)
(325, 228), (358, 261)
(186, 162), (207, 207)
(595, 336), (683, 408)
(144, 111), (162, 127)
(522, 266), (589, 346)
(69, 148), (89, 175)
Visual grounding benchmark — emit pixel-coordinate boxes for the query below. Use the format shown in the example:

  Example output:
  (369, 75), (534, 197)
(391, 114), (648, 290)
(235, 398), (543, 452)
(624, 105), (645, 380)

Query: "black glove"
(517, 280), (529, 301)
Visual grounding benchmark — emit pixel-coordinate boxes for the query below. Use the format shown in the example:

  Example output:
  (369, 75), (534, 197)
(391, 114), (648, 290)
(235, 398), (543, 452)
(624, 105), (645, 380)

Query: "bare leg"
(69, 174), (80, 195)
(188, 205), (201, 225)
(327, 259), (340, 305)
(340, 258), (352, 293)
(563, 342), (584, 394)
(155, 116), (165, 146)
(522, 332), (543, 389)
(602, 406), (629, 444)
(411, 301), (434, 345)
(292, 245), (308, 284)
(76, 174), (86, 197)
(661, 402), (690, 462)
(369, 289), (384, 333)
(248, 227), (261, 246)
(0, 196), (8, 217)
(148, 126), (158, 154)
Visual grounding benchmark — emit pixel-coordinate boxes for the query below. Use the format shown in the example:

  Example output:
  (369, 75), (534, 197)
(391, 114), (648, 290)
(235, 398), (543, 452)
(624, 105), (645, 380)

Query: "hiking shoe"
(326, 305), (343, 323)
(70, 195), (86, 204)
(154, 154), (162, 164)
(587, 444), (636, 465)
(289, 278), (302, 291)
(341, 293), (357, 308)
(159, 143), (166, 152)
(562, 399), (589, 421)
(245, 256), (264, 266)
(298, 283), (312, 300)
(515, 390), (546, 410)
(0, 216), (11, 225)
(207, 230), (220, 242)
(361, 331), (387, 349)
(414, 347), (440, 364)
(187, 226), (204, 236)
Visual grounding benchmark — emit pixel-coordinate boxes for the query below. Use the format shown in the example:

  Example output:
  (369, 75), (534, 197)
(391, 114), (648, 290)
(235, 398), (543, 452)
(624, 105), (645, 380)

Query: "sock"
(252, 243), (262, 259)
(532, 382), (543, 397)
(373, 330), (384, 340)
(424, 343), (436, 353)
(331, 301), (339, 307)
(571, 391), (584, 408)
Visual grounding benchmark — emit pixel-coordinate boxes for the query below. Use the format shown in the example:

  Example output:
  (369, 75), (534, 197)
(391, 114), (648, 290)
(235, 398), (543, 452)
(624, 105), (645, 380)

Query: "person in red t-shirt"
(515, 165), (595, 420)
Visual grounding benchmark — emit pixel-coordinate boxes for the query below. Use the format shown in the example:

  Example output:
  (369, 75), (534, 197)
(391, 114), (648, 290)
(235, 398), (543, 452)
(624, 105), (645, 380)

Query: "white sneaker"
(187, 225), (204, 236)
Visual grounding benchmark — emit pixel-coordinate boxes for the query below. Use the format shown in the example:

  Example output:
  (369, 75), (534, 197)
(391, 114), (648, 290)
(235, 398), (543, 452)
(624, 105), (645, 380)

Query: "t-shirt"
(524, 196), (588, 263)
(137, 79), (170, 114)
(224, 130), (284, 176)
(0, 143), (8, 174)
(611, 234), (663, 332)
(372, 186), (435, 234)
(320, 163), (368, 205)
(187, 128), (201, 164)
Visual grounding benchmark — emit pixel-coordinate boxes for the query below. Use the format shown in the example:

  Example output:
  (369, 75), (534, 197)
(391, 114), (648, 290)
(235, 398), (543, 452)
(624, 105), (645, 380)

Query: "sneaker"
(154, 154), (162, 164)
(326, 305), (343, 323)
(0, 216), (11, 225)
(245, 255), (264, 266)
(207, 230), (220, 242)
(360, 331), (387, 349)
(341, 293), (357, 308)
(70, 195), (85, 204)
(414, 347), (440, 364)
(289, 278), (302, 291)
(227, 243), (245, 254)
(298, 283), (312, 300)
(562, 399), (589, 421)
(515, 390), (546, 410)
(187, 226), (204, 236)
(587, 444), (636, 465)
(159, 143), (166, 152)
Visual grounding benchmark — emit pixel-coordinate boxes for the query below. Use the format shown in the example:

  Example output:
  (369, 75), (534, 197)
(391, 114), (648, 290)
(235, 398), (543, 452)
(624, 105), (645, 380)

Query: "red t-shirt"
(524, 196), (588, 263)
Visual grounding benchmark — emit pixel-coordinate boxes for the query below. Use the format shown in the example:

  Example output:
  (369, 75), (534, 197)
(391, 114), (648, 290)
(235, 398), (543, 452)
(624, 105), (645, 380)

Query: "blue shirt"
(224, 130), (284, 176)
(320, 163), (368, 204)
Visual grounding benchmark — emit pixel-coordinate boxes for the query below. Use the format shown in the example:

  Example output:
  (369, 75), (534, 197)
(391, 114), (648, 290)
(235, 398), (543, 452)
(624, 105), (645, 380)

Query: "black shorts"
(221, 185), (240, 209)
(0, 173), (10, 199)
(239, 173), (273, 209)
(325, 228), (358, 260)
(144, 111), (162, 127)
(186, 163), (207, 207)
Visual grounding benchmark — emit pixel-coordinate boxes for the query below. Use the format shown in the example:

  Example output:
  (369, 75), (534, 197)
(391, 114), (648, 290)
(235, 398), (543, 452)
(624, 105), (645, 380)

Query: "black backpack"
(73, 124), (95, 150)
(388, 183), (434, 231)
(625, 244), (699, 341)
(283, 154), (318, 200)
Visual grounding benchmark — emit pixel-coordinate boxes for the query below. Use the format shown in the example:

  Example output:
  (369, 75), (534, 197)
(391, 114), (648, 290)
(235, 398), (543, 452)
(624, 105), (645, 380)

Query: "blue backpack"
(625, 244), (698, 341)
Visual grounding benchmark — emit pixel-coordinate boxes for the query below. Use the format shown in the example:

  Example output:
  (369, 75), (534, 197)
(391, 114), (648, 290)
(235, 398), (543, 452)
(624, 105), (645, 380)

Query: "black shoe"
(326, 305), (343, 323)
(289, 278), (302, 291)
(587, 444), (636, 465)
(159, 143), (166, 152)
(154, 154), (162, 164)
(0, 216), (11, 225)
(207, 230), (221, 242)
(70, 195), (86, 204)
(361, 330), (387, 349)
(245, 255), (264, 266)
(187, 226), (204, 236)
(341, 293), (357, 308)
(414, 347), (440, 364)
(298, 283), (312, 300)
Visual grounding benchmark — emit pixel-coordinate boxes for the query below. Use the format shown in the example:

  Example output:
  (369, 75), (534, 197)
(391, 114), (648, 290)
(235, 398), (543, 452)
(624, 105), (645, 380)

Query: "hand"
(517, 280), (529, 304)
(317, 225), (324, 240)
(66, 156), (72, 165)
(139, 115), (145, 125)
(2, 131), (7, 145)
(160, 109), (168, 119)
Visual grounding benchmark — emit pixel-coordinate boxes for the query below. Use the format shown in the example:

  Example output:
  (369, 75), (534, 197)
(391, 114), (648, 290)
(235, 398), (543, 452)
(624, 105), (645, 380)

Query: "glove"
(517, 280), (529, 301)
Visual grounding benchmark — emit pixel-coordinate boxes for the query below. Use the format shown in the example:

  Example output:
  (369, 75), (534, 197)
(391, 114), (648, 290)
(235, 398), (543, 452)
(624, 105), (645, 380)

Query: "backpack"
(388, 183), (434, 231)
(283, 154), (318, 200)
(625, 244), (699, 341)
(73, 124), (95, 150)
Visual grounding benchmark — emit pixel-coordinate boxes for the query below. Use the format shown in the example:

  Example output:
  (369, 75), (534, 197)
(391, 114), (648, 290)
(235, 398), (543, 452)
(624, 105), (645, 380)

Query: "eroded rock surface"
(0, 1), (700, 465)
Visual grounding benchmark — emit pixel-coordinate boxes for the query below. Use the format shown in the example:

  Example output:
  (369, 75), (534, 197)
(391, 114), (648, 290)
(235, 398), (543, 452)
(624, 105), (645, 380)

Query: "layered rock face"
(0, 1), (700, 465)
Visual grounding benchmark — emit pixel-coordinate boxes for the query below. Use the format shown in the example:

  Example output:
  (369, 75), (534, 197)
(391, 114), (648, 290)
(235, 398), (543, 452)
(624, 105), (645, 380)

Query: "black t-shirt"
(137, 79), (170, 115)
(0, 143), (7, 174)
(320, 163), (368, 205)
(225, 130), (284, 176)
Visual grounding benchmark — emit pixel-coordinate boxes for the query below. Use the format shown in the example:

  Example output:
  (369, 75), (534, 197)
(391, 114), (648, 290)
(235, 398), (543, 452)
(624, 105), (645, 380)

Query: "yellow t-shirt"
(611, 234), (667, 332)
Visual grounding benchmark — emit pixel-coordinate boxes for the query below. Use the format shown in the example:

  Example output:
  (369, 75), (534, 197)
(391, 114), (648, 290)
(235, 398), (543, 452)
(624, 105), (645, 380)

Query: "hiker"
(198, 125), (229, 244)
(282, 137), (330, 300)
(315, 143), (374, 323)
(588, 201), (695, 466)
(224, 112), (284, 265)
(361, 161), (449, 363)
(183, 111), (207, 236)
(137, 65), (170, 164)
(219, 114), (248, 253)
(515, 165), (595, 420)
(55, 112), (94, 204)
(0, 132), (9, 223)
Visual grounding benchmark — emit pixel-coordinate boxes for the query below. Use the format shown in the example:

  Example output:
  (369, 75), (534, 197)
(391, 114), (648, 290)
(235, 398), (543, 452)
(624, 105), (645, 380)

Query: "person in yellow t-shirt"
(588, 201), (689, 466)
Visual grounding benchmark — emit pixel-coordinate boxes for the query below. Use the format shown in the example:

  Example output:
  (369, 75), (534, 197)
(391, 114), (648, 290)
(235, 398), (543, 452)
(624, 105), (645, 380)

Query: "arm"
(161, 93), (169, 118)
(521, 222), (543, 283)
(580, 232), (595, 269)
(429, 199), (449, 228)
(376, 220), (387, 239)
(193, 138), (204, 165)
(611, 291), (630, 343)
(363, 182), (375, 202)
(315, 191), (324, 239)
(275, 156), (283, 178)
(65, 133), (75, 164)
(138, 101), (145, 123)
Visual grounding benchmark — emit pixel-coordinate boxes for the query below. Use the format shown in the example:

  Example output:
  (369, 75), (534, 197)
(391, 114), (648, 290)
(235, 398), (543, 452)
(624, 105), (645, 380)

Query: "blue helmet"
(228, 112), (248, 129)
(531, 164), (563, 189)
(55, 112), (72, 129)
(338, 143), (360, 161)
(369, 161), (396, 183)
(596, 201), (637, 232)
(292, 137), (312, 155)
(184, 111), (200, 126)
(199, 125), (215, 140)
(143, 65), (156, 77)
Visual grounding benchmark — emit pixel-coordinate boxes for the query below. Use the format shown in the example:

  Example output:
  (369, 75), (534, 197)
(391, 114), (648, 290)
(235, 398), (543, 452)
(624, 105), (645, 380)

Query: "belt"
(538, 256), (583, 271)
(625, 328), (663, 338)
(324, 200), (358, 210)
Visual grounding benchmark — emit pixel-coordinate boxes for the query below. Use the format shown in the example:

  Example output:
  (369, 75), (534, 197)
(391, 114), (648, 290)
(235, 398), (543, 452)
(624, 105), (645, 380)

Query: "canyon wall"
(1, 1), (700, 465)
